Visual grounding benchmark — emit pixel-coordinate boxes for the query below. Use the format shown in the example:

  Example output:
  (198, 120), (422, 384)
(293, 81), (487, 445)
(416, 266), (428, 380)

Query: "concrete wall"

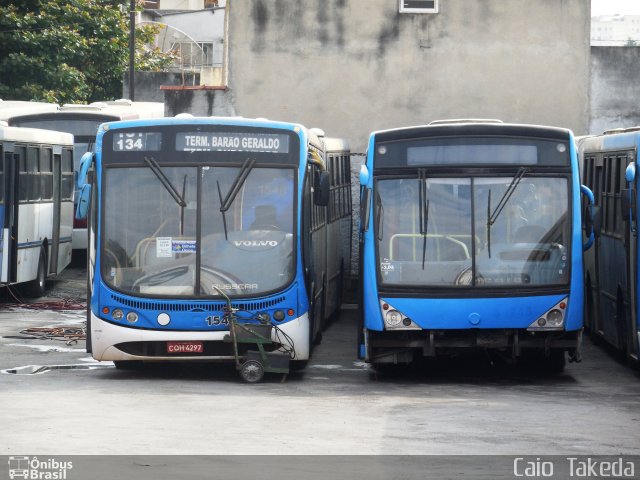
(590, 46), (640, 134)
(163, 89), (235, 116)
(123, 72), (200, 102)
(228, 0), (591, 153)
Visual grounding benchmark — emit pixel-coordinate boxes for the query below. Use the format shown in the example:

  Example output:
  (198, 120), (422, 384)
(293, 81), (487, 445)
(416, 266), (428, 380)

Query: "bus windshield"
(375, 175), (570, 288)
(101, 164), (296, 298)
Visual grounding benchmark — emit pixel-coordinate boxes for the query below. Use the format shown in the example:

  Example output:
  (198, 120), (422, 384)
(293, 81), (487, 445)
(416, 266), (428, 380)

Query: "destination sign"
(112, 131), (161, 151)
(176, 132), (290, 153)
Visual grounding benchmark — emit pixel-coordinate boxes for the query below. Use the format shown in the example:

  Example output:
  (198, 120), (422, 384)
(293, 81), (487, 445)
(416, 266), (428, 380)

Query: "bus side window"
(26, 146), (40, 202)
(61, 149), (74, 201)
(40, 148), (53, 201)
(17, 147), (29, 203)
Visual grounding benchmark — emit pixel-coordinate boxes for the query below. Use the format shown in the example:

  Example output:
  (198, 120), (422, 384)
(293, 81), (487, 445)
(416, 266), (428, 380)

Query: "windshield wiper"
(220, 158), (256, 212)
(419, 169), (430, 270)
(216, 180), (229, 240)
(486, 167), (528, 258)
(144, 156), (187, 207)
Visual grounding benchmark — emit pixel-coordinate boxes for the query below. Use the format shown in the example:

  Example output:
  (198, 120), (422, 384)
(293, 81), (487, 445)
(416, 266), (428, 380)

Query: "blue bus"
(76, 116), (350, 370)
(578, 128), (640, 364)
(358, 121), (595, 371)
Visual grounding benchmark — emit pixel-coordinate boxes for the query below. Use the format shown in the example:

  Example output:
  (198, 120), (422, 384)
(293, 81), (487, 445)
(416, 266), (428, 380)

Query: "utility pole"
(129, 0), (136, 100)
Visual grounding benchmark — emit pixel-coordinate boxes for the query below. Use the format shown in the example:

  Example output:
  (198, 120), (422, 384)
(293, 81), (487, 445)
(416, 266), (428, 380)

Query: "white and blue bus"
(9, 100), (164, 251)
(579, 128), (640, 364)
(0, 125), (74, 297)
(358, 121), (595, 371)
(76, 116), (350, 368)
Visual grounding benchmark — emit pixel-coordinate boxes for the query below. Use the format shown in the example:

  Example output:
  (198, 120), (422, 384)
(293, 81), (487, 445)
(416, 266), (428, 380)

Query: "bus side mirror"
(360, 187), (371, 232)
(626, 162), (636, 183)
(75, 184), (91, 220)
(580, 184), (596, 251)
(76, 152), (94, 189)
(359, 165), (370, 186)
(313, 170), (330, 206)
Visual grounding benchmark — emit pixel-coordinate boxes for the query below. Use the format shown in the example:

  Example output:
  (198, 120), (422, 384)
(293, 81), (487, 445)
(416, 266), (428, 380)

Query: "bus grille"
(110, 294), (287, 313)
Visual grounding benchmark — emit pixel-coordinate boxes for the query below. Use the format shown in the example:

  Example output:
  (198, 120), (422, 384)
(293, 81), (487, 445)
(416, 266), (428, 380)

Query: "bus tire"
(22, 248), (47, 298)
(543, 350), (566, 373)
(113, 360), (143, 370)
(289, 360), (308, 371)
(618, 296), (638, 367)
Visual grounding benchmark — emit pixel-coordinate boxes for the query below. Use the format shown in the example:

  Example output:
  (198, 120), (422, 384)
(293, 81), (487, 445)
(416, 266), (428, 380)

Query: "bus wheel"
(289, 360), (308, 371)
(113, 360), (142, 370)
(240, 360), (264, 383)
(619, 299), (638, 367)
(543, 350), (566, 373)
(22, 248), (47, 298)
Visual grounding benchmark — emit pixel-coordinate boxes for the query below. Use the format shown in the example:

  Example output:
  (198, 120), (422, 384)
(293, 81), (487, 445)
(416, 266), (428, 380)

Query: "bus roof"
(0, 125), (73, 145)
(578, 128), (640, 152)
(323, 137), (350, 153)
(371, 122), (573, 142)
(0, 100), (59, 121)
(101, 115), (349, 157)
(9, 100), (164, 124)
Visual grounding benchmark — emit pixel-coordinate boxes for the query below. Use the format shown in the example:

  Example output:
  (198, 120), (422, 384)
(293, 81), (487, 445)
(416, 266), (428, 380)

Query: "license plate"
(167, 341), (203, 354)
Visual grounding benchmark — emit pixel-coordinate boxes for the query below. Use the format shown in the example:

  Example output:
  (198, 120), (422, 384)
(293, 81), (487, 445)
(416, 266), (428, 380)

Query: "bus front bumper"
(365, 328), (582, 363)
(90, 311), (310, 362)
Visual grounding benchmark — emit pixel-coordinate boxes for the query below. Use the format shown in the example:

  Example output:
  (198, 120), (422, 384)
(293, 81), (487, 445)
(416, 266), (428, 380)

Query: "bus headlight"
(126, 312), (138, 323)
(385, 310), (403, 327)
(112, 309), (124, 321)
(528, 299), (567, 331)
(379, 300), (421, 330)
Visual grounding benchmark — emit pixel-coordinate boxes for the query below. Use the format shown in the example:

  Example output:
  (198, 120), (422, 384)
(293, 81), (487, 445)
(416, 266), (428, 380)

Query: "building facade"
(226, 0), (591, 152)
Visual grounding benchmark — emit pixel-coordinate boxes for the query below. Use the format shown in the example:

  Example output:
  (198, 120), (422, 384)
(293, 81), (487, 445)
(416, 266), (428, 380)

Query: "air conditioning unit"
(399, 0), (438, 14)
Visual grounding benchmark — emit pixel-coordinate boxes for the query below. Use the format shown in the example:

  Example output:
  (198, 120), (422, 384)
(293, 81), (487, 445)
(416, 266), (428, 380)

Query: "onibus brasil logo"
(8, 457), (73, 479)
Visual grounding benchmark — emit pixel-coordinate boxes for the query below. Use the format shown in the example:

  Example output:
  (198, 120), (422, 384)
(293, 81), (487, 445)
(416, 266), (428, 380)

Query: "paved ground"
(0, 265), (639, 457)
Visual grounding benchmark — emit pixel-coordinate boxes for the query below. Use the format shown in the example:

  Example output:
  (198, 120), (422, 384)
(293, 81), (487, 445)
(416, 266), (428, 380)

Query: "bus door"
(1, 143), (19, 283)
(627, 150), (639, 357)
(48, 147), (63, 274)
(593, 158), (605, 335)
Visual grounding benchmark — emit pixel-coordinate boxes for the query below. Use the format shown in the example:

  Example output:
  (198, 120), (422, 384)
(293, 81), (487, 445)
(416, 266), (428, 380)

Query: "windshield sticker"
(212, 283), (259, 291)
(156, 237), (173, 258)
(380, 258), (395, 272)
(172, 240), (196, 253)
(176, 132), (290, 153)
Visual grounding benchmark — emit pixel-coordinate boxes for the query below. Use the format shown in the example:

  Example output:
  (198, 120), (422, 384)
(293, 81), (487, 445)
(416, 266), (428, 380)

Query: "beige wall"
(228, 0), (591, 152)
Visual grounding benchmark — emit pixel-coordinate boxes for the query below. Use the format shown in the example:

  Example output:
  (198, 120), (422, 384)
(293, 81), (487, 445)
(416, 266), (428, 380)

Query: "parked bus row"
(73, 116), (605, 381)
(2, 102), (635, 380)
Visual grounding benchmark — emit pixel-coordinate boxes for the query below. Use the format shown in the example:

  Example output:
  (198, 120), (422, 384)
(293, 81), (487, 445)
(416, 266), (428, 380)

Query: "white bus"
(0, 125), (74, 297)
(0, 99), (58, 121)
(9, 99), (164, 250)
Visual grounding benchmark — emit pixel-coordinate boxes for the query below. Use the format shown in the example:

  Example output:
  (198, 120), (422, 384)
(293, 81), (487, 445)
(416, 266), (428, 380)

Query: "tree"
(0, 0), (172, 103)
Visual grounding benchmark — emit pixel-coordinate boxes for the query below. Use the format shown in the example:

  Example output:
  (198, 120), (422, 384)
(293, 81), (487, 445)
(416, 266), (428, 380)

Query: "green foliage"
(0, 0), (173, 103)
